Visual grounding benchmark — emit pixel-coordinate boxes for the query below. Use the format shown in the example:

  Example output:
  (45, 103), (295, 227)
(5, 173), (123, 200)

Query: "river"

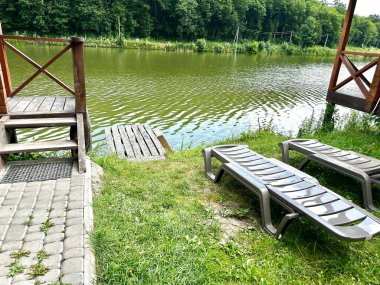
(7, 45), (354, 150)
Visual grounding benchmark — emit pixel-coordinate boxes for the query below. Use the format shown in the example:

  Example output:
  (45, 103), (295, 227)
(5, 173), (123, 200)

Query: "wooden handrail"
(342, 51), (380, 57)
(0, 35), (70, 43)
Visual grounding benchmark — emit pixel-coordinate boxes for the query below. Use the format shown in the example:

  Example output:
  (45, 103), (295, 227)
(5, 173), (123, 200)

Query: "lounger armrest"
(309, 153), (371, 182)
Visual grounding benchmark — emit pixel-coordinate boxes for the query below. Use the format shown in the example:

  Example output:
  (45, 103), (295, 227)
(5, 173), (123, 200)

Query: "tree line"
(1, 0), (379, 47)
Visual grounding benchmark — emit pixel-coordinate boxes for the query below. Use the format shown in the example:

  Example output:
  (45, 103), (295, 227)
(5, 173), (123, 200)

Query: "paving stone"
(56, 179), (71, 190)
(66, 217), (83, 227)
(37, 191), (53, 201)
(11, 273), (29, 283)
(0, 276), (12, 285)
(26, 225), (42, 234)
(2, 199), (20, 206)
(21, 190), (39, 198)
(0, 251), (12, 267)
(34, 200), (51, 210)
(64, 235), (84, 250)
(63, 247), (84, 260)
(49, 209), (66, 219)
(46, 225), (65, 235)
(37, 268), (60, 284)
(22, 240), (43, 252)
(1, 240), (22, 251)
(52, 196), (67, 203)
(42, 253), (62, 269)
(12, 280), (35, 285)
(67, 200), (84, 210)
(51, 200), (67, 210)
(44, 232), (64, 244)
(62, 257), (84, 275)
(61, 272), (84, 285)
(65, 225), (84, 237)
(0, 224), (9, 239)
(0, 217), (11, 225)
(0, 184), (11, 196)
(24, 232), (45, 242)
(66, 209), (82, 219)
(50, 216), (65, 226)
(10, 218), (26, 225)
(19, 256), (36, 268)
(4, 225), (27, 241)
(30, 216), (49, 226)
(0, 264), (9, 277)
(17, 198), (36, 209)
(31, 209), (49, 218)
(13, 209), (32, 218)
(45, 241), (63, 255)
(5, 191), (22, 200)
(0, 206), (17, 218)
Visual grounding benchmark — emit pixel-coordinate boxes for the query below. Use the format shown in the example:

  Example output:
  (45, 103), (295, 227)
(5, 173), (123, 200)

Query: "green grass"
(92, 116), (380, 285)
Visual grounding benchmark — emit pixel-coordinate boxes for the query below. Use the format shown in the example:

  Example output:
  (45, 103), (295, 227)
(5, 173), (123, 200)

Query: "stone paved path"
(0, 159), (94, 285)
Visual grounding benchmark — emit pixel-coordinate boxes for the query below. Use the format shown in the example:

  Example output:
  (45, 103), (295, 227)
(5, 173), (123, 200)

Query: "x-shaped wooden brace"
(333, 53), (378, 98)
(2, 39), (75, 97)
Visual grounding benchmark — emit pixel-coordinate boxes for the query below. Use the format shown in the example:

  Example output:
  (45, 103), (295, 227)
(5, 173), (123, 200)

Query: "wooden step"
(4, 118), (77, 128)
(0, 140), (78, 154)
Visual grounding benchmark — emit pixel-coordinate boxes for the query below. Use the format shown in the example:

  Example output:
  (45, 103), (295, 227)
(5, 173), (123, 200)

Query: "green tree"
(175, 0), (199, 39)
(350, 16), (378, 46)
(299, 16), (322, 47)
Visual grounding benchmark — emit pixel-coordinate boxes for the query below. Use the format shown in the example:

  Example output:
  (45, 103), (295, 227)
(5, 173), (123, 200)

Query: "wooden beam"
(0, 35), (69, 43)
(367, 58), (380, 112)
(340, 54), (369, 97)
(0, 23), (12, 97)
(328, 0), (357, 91)
(326, 91), (369, 112)
(71, 37), (86, 113)
(342, 51), (380, 57)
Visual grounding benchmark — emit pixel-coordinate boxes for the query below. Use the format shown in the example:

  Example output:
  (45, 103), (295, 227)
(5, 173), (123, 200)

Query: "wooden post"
(0, 23), (11, 114)
(71, 37), (86, 113)
(368, 59), (380, 112)
(328, 0), (357, 91)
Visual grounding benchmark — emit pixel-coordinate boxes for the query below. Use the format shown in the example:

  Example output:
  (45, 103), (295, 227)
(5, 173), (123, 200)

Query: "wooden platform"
(105, 124), (169, 161)
(5, 96), (75, 114)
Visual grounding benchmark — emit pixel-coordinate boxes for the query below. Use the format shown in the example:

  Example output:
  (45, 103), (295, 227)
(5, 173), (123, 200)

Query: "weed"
(40, 219), (54, 233)
(36, 250), (49, 263)
(28, 263), (49, 278)
(7, 262), (24, 277)
(10, 250), (31, 259)
(23, 215), (33, 226)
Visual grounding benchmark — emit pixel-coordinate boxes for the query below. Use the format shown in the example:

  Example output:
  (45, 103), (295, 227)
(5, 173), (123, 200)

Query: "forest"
(0, 0), (379, 48)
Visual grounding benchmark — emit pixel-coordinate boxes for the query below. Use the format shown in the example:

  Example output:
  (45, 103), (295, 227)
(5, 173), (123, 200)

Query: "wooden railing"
(327, 0), (380, 115)
(0, 27), (86, 114)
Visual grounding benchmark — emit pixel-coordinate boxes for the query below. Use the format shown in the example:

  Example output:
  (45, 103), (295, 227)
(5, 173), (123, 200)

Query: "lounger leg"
(275, 213), (299, 239)
(202, 148), (225, 183)
(298, 157), (311, 170)
(278, 141), (290, 164)
(361, 178), (380, 212)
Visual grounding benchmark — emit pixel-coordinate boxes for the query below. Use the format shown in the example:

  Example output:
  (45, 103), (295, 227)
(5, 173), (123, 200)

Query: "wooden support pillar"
(0, 23), (10, 114)
(328, 0), (357, 91)
(367, 59), (380, 112)
(71, 37), (86, 113)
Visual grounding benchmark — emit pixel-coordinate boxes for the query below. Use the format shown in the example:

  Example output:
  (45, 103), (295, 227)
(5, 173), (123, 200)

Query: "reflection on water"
(7, 46), (359, 150)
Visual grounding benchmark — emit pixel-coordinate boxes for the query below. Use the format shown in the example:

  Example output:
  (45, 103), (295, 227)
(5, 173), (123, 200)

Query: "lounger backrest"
(212, 145), (380, 241)
(289, 139), (380, 175)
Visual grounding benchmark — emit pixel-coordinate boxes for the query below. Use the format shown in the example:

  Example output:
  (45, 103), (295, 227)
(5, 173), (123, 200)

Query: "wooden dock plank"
(104, 127), (116, 152)
(131, 124), (150, 157)
(137, 124), (159, 156)
(11, 97), (34, 112)
(64, 97), (75, 111)
(8, 97), (22, 111)
(105, 124), (169, 161)
(118, 125), (135, 158)
(125, 125), (142, 160)
(51, 97), (66, 111)
(111, 125), (125, 157)
(24, 97), (45, 112)
(144, 124), (165, 156)
(0, 140), (78, 154)
(38, 97), (56, 111)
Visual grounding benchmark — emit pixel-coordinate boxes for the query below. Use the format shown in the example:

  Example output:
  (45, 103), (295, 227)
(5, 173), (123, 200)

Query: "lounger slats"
(205, 144), (380, 241)
(296, 193), (338, 207)
(307, 200), (352, 216)
(283, 186), (326, 198)
(321, 208), (366, 226)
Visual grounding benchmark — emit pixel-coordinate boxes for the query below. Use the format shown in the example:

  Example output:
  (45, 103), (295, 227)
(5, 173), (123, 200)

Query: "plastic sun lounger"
(279, 139), (380, 212)
(202, 145), (380, 241)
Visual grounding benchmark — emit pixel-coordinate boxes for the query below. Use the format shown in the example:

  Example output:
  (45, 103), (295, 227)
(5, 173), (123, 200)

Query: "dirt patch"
(91, 161), (103, 195)
(206, 202), (254, 243)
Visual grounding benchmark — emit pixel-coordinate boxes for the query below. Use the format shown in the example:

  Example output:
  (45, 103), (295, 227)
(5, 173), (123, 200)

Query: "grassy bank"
(91, 113), (380, 284)
(8, 33), (380, 56)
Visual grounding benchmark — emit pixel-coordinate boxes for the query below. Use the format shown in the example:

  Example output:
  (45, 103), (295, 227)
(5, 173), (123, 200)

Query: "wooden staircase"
(0, 32), (91, 173)
(0, 113), (86, 173)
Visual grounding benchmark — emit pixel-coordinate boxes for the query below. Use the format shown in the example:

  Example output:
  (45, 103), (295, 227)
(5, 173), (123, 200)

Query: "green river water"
(7, 45), (355, 150)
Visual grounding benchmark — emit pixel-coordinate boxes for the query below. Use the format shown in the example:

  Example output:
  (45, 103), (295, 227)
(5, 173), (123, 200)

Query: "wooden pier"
(0, 28), (91, 173)
(105, 124), (171, 161)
